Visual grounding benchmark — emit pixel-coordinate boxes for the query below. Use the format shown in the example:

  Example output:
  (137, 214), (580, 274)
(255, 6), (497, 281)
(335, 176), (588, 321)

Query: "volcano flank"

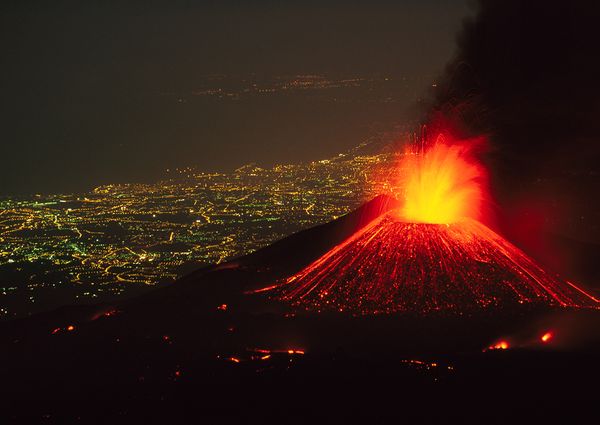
(257, 211), (598, 314)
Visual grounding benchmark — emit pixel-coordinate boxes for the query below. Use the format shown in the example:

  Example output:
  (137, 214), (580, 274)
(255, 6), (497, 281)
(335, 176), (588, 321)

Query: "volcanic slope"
(261, 212), (599, 314)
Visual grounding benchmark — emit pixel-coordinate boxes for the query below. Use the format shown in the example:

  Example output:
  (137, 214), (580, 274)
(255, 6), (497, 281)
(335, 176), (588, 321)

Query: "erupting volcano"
(256, 128), (599, 314)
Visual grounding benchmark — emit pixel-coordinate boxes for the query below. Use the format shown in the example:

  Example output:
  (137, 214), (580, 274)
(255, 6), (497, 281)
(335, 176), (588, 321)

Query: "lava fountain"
(254, 127), (598, 314)
(400, 134), (487, 224)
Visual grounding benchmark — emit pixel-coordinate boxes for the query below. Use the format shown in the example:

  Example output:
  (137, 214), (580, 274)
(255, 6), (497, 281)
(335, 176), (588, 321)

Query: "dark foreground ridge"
(1, 195), (600, 424)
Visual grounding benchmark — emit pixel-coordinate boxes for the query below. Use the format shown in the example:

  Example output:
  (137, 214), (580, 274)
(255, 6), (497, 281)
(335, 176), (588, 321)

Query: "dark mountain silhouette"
(1, 196), (600, 424)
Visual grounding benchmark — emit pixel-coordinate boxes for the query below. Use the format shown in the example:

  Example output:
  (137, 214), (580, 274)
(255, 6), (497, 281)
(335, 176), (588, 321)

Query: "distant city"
(0, 133), (411, 319)
(160, 73), (432, 104)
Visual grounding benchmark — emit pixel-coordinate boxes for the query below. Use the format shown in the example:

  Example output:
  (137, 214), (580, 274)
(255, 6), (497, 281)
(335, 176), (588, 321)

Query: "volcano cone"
(263, 212), (598, 314)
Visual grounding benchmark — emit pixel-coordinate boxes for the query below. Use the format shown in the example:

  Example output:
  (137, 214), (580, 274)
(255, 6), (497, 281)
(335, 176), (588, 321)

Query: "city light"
(0, 143), (402, 319)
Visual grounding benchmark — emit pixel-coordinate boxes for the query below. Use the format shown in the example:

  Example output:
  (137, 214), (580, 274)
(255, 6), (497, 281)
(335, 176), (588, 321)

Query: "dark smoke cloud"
(430, 0), (600, 280)
(434, 0), (600, 177)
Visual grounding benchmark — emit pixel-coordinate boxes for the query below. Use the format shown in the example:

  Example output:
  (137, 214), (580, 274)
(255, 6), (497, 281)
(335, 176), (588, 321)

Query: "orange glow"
(217, 304), (228, 311)
(490, 341), (509, 350)
(228, 357), (240, 363)
(399, 136), (487, 224)
(541, 332), (553, 342)
(66, 325), (75, 332)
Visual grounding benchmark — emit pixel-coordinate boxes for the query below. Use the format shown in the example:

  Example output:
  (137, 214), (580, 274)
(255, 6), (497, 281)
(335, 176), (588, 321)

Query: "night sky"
(0, 0), (469, 194)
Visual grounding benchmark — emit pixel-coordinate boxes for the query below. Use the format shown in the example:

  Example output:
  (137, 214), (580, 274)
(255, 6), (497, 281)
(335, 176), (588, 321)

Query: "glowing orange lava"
(399, 134), (487, 224)
(541, 332), (553, 343)
(489, 341), (509, 350)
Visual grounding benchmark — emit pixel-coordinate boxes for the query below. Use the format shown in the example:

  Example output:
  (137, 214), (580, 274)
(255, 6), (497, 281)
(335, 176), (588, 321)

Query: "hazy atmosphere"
(1, 0), (469, 194)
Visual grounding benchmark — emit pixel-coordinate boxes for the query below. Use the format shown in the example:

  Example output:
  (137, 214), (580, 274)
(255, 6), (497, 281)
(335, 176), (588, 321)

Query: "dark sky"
(0, 0), (469, 194)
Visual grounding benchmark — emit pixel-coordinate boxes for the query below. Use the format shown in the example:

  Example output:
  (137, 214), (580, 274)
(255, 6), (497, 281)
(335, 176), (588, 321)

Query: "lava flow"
(255, 128), (599, 314)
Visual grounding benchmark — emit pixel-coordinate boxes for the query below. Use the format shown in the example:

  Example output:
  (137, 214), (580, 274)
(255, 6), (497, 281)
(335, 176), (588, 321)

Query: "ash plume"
(429, 0), (600, 279)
